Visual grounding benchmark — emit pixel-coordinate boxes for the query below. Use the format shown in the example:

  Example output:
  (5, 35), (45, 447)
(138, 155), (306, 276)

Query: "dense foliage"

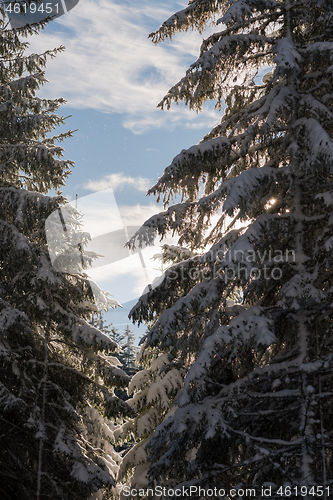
(122, 0), (333, 497)
(0, 6), (133, 499)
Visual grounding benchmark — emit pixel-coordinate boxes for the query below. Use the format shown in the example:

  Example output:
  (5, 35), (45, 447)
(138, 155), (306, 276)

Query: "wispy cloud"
(27, 0), (220, 133)
(85, 202), (178, 304)
(83, 172), (150, 192)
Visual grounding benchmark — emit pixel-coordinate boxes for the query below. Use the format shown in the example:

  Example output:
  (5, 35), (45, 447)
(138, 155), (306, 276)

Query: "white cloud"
(83, 172), (150, 192)
(117, 203), (161, 226)
(73, 188), (123, 238)
(87, 230), (179, 304)
(26, 0), (221, 133)
(83, 201), (178, 304)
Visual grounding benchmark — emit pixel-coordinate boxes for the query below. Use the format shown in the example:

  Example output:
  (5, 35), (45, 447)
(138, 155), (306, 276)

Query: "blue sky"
(21, 0), (223, 341)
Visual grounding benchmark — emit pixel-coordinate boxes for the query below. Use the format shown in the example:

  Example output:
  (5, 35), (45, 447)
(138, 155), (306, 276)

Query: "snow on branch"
(198, 166), (281, 215)
(59, 315), (119, 351)
(31, 253), (62, 286)
(217, 0), (279, 27)
(149, 85), (295, 208)
(148, 399), (228, 457)
(0, 301), (32, 341)
(279, 273), (327, 310)
(221, 213), (278, 264)
(245, 85), (296, 130)
(302, 118), (333, 170)
(97, 361), (130, 390)
(146, 368), (183, 409)
(126, 202), (192, 250)
(0, 219), (32, 254)
(0, 141), (70, 175)
(301, 41), (333, 57)
(147, 136), (232, 201)
(178, 307), (275, 406)
(70, 456), (114, 487)
(129, 212), (283, 334)
(118, 438), (149, 478)
(142, 278), (222, 348)
(217, 0), (253, 26)
(0, 381), (27, 413)
(0, 187), (62, 229)
(285, 118), (333, 172)
(301, 94), (333, 122)
(148, 0), (220, 43)
(158, 33), (274, 110)
(190, 33), (273, 72)
(273, 38), (301, 79)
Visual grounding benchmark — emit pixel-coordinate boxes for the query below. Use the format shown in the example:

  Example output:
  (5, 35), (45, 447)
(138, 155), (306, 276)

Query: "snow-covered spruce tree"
(114, 349), (184, 496)
(114, 248), (191, 496)
(0, 7), (133, 499)
(122, 326), (139, 373)
(125, 0), (333, 496)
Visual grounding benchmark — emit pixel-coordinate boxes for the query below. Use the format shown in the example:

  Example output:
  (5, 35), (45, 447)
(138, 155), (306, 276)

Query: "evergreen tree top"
(127, 0), (333, 252)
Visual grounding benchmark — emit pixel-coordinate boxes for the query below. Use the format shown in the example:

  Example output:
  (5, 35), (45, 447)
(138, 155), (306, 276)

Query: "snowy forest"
(1, 0), (333, 499)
